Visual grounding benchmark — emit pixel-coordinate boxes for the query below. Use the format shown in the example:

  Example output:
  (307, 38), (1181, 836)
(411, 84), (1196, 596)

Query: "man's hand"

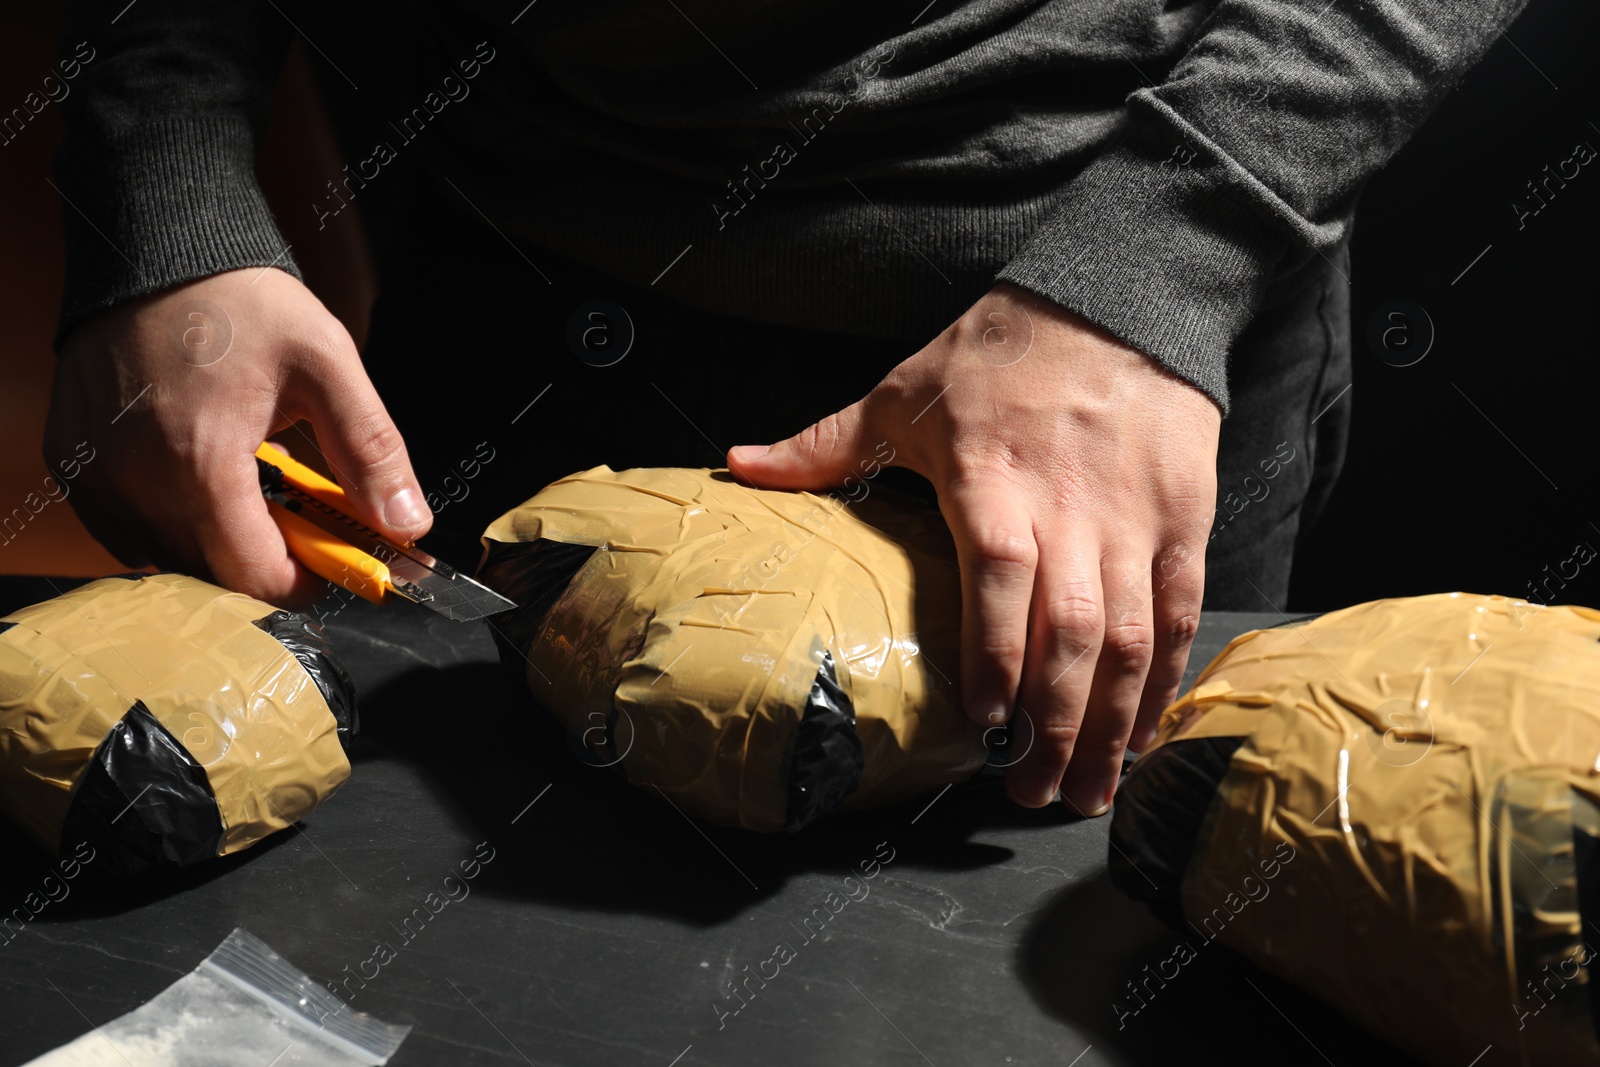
(727, 283), (1220, 812)
(45, 267), (432, 605)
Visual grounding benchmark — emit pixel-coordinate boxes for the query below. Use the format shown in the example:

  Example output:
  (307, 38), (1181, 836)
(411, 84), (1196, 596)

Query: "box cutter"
(254, 443), (516, 621)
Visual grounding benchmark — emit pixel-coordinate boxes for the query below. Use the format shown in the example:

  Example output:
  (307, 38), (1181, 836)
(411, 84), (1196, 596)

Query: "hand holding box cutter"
(255, 443), (516, 621)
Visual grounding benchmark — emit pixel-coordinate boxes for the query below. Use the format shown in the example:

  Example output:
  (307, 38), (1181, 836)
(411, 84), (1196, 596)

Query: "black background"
(1287, 0), (1600, 610)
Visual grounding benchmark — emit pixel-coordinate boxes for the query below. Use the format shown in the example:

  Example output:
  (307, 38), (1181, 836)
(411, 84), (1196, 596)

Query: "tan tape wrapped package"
(478, 467), (988, 831)
(1110, 592), (1600, 1066)
(0, 573), (355, 876)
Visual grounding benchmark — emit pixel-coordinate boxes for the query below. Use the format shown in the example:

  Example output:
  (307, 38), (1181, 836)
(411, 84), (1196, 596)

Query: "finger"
(1130, 542), (1204, 752)
(293, 351), (432, 542)
(941, 477), (1038, 729)
(190, 444), (329, 606)
(726, 397), (875, 490)
(1056, 555), (1155, 814)
(1008, 535), (1102, 809)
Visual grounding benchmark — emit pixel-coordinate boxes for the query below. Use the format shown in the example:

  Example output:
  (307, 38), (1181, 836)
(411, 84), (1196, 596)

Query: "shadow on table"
(0, 658), (1081, 932)
(354, 659), (1080, 927)
(1018, 871), (1423, 1066)
(0, 570), (1085, 935)
(0, 817), (293, 919)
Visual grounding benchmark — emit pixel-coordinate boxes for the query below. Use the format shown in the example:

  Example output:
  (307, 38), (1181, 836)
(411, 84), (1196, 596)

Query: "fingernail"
(727, 444), (770, 463)
(1063, 781), (1113, 818)
(1017, 767), (1061, 807)
(971, 695), (1009, 726)
(384, 487), (428, 535)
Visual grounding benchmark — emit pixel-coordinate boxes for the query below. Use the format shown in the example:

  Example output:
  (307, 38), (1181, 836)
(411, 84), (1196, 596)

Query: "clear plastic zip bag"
(25, 928), (410, 1066)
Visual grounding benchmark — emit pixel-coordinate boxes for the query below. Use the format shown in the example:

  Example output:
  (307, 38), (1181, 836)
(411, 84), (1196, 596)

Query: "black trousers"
(364, 180), (1351, 613)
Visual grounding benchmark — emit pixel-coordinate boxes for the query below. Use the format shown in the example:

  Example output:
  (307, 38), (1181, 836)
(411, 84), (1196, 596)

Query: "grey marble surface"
(0, 581), (1416, 1067)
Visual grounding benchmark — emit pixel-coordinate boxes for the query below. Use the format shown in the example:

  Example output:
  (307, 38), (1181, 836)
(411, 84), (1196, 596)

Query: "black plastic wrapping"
(1108, 735), (1245, 930)
(253, 609), (359, 744)
(477, 538), (600, 682)
(784, 651), (865, 832)
(58, 700), (223, 878)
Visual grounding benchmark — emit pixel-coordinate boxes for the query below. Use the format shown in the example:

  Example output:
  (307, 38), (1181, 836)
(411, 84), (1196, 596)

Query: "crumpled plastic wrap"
(1110, 592), (1600, 1066)
(0, 573), (356, 876)
(24, 927), (409, 1066)
(477, 466), (987, 831)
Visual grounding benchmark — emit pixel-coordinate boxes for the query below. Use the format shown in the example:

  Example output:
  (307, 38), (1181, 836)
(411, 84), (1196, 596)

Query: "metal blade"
(387, 560), (520, 622)
(259, 459), (518, 621)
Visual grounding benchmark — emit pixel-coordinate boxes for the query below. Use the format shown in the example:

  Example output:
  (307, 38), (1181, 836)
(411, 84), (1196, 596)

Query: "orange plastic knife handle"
(265, 498), (392, 605)
(256, 441), (419, 551)
(255, 442), (352, 511)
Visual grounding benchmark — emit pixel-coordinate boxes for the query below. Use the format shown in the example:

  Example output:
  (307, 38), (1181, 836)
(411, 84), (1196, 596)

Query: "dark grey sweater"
(54, 0), (1526, 413)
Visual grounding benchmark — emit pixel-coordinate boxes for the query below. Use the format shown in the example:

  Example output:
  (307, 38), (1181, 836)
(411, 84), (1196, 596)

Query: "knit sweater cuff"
(995, 115), (1293, 417)
(53, 112), (300, 349)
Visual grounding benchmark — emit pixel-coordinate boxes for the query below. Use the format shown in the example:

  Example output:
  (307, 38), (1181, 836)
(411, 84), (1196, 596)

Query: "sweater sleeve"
(995, 0), (1529, 414)
(52, 0), (302, 348)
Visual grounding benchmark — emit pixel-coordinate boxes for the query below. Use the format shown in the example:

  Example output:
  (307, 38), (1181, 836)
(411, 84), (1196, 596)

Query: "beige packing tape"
(1141, 592), (1600, 1065)
(482, 467), (988, 830)
(0, 574), (349, 856)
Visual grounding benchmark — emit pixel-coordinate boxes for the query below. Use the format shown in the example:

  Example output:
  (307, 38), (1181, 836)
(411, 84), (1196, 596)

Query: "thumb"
(297, 359), (433, 542)
(726, 400), (875, 491)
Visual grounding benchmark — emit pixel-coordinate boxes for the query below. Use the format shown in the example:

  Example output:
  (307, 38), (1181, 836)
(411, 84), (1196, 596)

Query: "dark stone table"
(0, 577), (1417, 1066)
